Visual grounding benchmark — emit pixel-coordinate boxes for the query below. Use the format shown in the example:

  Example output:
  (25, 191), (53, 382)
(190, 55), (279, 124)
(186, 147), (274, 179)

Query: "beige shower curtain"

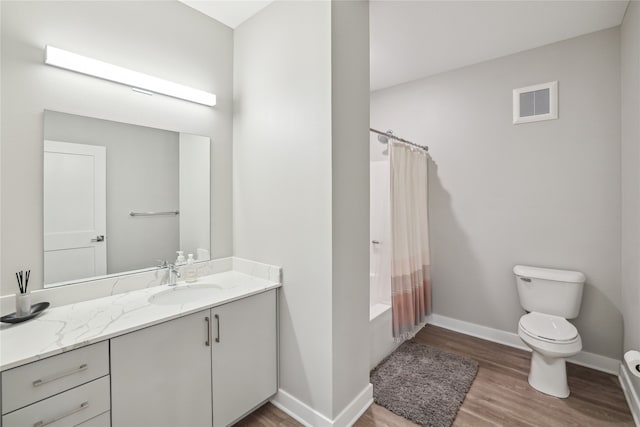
(390, 141), (431, 340)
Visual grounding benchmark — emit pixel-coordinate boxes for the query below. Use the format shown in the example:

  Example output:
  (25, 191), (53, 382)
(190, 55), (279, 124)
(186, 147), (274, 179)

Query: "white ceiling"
(180, 1), (628, 90)
(370, 0), (629, 91)
(179, 0), (273, 28)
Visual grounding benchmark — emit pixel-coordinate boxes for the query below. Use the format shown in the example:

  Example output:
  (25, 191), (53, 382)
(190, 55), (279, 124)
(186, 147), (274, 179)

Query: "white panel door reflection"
(44, 140), (106, 284)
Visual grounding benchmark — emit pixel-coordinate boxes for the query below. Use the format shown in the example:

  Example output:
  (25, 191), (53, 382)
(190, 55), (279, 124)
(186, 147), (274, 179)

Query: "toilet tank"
(514, 265), (585, 319)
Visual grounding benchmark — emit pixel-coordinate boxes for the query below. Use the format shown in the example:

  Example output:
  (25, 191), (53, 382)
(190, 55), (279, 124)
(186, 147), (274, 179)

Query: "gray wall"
(371, 28), (623, 358)
(1, 1), (233, 295)
(44, 110), (180, 275)
(234, 0), (371, 419)
(621, 0), (640, 392)
(330, 0), (370, 418)
(234, 1), (334, 416)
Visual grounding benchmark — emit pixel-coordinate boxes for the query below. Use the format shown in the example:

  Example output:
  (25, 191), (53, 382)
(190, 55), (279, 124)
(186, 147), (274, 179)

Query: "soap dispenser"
(185, 253), (197, 283)
(175, 251), (186, 266)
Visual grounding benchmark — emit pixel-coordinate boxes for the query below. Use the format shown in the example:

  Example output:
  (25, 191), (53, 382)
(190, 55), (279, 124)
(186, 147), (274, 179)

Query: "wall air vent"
(513, 81), (558, 124)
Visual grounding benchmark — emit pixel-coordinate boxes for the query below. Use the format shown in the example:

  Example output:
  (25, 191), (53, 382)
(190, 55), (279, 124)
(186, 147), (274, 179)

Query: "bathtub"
(369, 303), (400, 370)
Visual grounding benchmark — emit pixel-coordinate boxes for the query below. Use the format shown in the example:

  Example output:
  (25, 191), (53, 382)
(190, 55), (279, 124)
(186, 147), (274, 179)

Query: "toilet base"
(528, 351), (570, 398)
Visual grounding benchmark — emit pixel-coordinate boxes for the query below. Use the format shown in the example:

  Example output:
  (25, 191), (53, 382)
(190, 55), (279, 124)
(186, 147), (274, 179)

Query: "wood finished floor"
(235, 325), (633, 427)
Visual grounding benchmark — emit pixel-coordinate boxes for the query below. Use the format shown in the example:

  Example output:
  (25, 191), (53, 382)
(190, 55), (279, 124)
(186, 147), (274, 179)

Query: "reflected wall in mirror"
(43, 110), (211, 287)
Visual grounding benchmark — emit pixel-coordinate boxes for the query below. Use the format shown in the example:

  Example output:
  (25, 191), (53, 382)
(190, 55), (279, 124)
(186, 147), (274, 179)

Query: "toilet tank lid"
(513, 265), (585, 283)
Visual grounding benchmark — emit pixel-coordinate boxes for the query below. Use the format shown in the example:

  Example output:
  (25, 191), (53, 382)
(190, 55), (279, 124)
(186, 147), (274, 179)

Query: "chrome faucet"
(167, 264), (181, 286)
(158, 260), (181, 286)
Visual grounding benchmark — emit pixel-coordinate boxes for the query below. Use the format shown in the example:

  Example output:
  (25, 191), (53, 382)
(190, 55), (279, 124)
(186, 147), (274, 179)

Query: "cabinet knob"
(32, 364), (88, 387)
(33, 401), (89, 427)
(215, 314), (221, 343)
(205, 317), (211, 347)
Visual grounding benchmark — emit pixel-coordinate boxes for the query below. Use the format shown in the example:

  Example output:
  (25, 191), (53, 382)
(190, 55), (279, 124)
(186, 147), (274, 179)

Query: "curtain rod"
(369, 128), (428, 152)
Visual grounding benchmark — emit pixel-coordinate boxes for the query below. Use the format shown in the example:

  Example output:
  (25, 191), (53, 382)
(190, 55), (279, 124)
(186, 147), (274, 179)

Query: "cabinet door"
(111, 311), (212, 427)
(211, 290), (277, 427)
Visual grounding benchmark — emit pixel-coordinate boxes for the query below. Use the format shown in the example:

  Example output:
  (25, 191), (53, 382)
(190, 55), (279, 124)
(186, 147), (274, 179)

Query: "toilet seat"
(519, 312), (579, 344)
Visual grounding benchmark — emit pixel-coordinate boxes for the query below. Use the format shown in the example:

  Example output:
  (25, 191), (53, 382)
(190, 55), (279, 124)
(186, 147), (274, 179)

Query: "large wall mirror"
(43, 110), (211, 287)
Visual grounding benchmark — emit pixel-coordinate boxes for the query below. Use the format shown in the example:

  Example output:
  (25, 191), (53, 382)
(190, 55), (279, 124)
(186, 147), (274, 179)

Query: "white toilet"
(514, 265), (585, 398)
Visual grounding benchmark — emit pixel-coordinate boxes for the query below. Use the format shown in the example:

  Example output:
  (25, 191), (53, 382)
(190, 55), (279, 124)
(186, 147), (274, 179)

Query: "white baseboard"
(620, 364), (640, 427)
(271, 389), (333, 427)
(428, 313), (620, 375)
(333, 383), (374, 427)
(429, 314), (526, 350)
(570, 349), (621, 375)
(271, 384), (373, 427)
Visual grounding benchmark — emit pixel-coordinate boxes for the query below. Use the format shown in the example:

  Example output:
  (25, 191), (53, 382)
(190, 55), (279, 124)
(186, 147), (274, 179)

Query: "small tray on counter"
(1, 302), (50, 324)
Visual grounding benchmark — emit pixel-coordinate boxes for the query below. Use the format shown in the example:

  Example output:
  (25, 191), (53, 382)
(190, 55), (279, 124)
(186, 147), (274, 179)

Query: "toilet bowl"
(514, 265), (585, 398)
(518, 312), (582, 398)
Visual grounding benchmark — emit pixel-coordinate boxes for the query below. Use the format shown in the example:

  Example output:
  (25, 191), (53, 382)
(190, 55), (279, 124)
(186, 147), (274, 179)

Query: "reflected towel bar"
(129, 211), (179, 217)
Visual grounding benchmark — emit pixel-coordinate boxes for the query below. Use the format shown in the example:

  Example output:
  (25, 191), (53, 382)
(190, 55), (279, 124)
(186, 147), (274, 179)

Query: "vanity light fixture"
(44, 45), (216, 107)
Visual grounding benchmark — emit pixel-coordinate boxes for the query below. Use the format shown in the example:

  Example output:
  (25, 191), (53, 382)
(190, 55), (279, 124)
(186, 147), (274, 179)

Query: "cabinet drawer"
(2, 341), (109, 414)
(2, 376), (110, 427)
(76, 411), (110, 427)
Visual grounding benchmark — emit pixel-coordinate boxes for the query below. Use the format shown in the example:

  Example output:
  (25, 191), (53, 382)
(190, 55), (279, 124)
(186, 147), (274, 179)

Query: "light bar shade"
(44, 45), (216, 107)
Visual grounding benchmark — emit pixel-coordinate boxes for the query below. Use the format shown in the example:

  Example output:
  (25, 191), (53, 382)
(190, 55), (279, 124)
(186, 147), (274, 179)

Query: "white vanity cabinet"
(1, 341), (111, 427)
(110, 289), (278, 427)
(110, 310), (213, 427)
(211, 289), (277, 427)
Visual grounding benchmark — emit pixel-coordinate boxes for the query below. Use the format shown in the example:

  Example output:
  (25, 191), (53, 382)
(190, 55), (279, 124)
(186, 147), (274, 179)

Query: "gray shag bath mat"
(370, 341), (479, 427)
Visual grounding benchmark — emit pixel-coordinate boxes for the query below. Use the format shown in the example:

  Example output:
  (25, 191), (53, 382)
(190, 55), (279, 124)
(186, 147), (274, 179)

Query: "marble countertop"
(0, 271), (280, 372)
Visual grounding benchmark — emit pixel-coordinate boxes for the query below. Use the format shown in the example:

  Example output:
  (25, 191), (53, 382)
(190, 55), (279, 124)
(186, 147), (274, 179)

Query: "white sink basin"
(149, 284), (224, 305)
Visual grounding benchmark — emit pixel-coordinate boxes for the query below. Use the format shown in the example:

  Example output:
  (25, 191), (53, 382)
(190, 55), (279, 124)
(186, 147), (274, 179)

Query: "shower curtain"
(390, 141), (431, 341)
